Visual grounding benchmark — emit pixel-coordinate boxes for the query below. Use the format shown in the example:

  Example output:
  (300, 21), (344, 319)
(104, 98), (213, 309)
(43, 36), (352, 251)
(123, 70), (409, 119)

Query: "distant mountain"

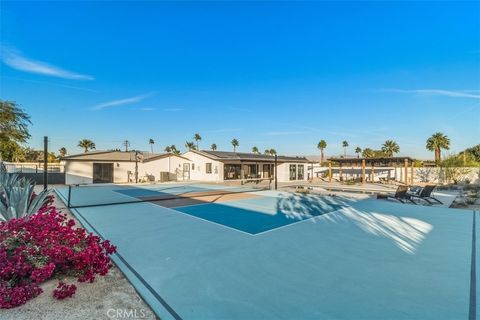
(304, 155), (358, 162)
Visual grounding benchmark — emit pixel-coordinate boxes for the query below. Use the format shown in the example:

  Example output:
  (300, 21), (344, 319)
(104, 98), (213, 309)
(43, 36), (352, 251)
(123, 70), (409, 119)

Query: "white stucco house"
(182, 150), (310, 183)
(62, 151), (191, 185)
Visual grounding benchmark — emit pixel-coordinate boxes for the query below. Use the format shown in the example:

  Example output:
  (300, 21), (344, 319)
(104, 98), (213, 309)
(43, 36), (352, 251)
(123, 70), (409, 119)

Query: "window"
(224, 164), (241, 180)
(244, 164), (259, 179)
(297, 165), (304, 180)
(192, 164), (195, 170)
(206, 163), (212, 174)
(289, 164), (297, 180)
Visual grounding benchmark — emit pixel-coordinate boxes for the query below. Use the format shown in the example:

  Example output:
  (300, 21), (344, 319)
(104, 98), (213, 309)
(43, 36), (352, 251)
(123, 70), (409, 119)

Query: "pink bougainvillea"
(52, 282), (77, 300)
(0, 199), (116, 308)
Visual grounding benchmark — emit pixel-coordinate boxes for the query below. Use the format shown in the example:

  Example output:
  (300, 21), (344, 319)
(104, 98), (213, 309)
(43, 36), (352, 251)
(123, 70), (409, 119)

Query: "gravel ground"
(2, 186), (158, 320)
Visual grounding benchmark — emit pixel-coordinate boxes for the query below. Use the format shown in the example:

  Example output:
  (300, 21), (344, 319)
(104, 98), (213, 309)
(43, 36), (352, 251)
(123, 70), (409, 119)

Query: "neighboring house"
(182, 150), (309, 183)
(62, 151), (191, 184)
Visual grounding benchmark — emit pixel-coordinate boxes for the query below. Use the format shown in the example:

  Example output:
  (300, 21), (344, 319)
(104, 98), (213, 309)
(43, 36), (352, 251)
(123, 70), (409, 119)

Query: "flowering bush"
(0, 200), (116, 308)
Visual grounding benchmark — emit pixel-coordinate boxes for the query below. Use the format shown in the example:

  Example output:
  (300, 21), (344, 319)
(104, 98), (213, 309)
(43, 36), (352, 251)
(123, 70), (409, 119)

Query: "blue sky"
(0, 1), (479, 159)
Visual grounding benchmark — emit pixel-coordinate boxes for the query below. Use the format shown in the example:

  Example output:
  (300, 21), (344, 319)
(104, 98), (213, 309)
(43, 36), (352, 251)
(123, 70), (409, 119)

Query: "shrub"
(0, 202), (116, 308)
(0, 172), (51, 222)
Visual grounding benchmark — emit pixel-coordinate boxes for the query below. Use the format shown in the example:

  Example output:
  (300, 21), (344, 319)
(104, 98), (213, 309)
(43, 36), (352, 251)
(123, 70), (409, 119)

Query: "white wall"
(65, 161), (94, 184)
(140, 156), (191, 181)
(277, 162), (308, 182)
(183, 151), (223, 182)
(65, 155), (193, 184)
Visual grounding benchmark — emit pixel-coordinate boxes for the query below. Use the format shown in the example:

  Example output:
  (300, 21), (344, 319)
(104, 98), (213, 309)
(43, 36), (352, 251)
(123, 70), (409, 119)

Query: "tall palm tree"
(58, 147), (67, 157)
(185, 141), (196, 151)
(231, 138), (239, 152)
(426, 132), (450, 164)
(269, 148), (277, 155)
(264, 149), (271, 155)
(252, 146), (259, 154)
(355, 147), (362, 158)
(164, 146), (171, 152)
(317, 140), (327, 164)
(149, 138), (155, 153)
(381, 140), (400, 157)
(342, 141), (349, 158)
(211, 143), (217, 151)
(194, 133), (202, 150)
(78, 139), (95, 153)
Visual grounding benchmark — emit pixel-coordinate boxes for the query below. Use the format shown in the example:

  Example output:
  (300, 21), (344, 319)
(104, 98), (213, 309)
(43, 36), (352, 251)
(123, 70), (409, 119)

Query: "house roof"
(61, 151), (189, 162)
(187, 150), (309, 163)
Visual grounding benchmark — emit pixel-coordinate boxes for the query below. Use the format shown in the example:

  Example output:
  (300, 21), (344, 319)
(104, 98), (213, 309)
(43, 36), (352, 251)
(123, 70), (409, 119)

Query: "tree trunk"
(321, 150), (324, 164)
(435, 148), (441, 164)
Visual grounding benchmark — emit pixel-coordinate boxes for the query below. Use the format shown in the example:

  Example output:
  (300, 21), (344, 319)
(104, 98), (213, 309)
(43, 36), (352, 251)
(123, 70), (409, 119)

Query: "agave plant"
(0, 172), (51, 222)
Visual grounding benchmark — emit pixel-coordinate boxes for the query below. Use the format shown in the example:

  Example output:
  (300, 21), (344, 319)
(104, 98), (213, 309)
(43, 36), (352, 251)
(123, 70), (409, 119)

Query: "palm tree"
(269, 148), (277, 155)
(193, 133), (202, 150)
(168, 145), (180, 155)
(317, 140), (327, 164)
(342, 141), (349, 158)
(426, 132), (450, 164)
(78, 139), (95, 153)
(355, 147), (362, 158)
(58, 147), (67, 157)
(149, 138), (155, 153)
(264, 149), (271, 155)
(211, 143), (217, 151)
(185, 141), (196, 151)
(362, 148), (375, 158)
(252, 146), (259, 154)
(381, 140), (400, 157)
(231, 139), (239, 152)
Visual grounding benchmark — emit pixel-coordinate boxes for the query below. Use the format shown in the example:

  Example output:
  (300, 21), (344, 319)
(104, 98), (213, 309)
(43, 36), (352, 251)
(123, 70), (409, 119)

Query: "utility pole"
(122, 140), (130, 152)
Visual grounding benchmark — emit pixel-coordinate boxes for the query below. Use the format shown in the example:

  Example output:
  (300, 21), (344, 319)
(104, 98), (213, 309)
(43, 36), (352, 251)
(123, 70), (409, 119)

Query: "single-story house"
(182, 150), (309, 183)
(62, 151), (191, 185)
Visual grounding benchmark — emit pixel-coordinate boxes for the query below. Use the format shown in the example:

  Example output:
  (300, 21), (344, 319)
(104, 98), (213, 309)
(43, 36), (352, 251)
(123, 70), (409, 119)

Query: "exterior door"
(93, 163), (114, 183)
(263, 164), (270, 178)
(183, 163), (190, 180)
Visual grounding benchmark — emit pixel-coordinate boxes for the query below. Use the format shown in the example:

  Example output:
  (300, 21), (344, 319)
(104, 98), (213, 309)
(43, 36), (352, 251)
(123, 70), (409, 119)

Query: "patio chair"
(409, 185), (443, 205)
(377, 185), (416, 204)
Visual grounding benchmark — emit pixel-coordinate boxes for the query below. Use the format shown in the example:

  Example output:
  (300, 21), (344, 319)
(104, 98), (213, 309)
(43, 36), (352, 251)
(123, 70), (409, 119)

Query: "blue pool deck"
(55, 183), (478, 320)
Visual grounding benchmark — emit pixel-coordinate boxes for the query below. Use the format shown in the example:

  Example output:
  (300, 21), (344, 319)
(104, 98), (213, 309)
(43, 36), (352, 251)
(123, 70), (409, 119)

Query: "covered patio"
(326, 157), (415, 184)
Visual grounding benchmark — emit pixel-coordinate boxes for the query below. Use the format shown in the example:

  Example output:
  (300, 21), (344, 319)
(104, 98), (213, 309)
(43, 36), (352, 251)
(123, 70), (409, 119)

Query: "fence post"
(43, 136), (48, 190)
(67, 185), (72, 208)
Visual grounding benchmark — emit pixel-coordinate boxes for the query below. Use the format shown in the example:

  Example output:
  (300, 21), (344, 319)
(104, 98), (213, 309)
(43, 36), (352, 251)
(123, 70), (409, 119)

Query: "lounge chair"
(409, 185), (443, 205)
(378, 185), (416, 204)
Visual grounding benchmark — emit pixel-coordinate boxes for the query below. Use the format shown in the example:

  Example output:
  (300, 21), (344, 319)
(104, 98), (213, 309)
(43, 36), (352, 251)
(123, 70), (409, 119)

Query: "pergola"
(326, 156), (415, 184)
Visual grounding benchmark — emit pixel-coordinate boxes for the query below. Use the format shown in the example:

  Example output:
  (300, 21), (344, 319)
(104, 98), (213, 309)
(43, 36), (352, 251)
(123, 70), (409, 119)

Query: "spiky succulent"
(0, 172), (50, 222)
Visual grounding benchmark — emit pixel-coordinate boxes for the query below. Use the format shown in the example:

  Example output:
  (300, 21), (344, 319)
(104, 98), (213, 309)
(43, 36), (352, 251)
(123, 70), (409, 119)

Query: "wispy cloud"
(2, 75), (97, 92)
(263, 131), (306, 136)
(139, 107), (156, 111)
(163, 108), (184, 112)
(92, 93), (153, 110)
(1, 45), (94, 80)
(383, 88), (480, 99)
